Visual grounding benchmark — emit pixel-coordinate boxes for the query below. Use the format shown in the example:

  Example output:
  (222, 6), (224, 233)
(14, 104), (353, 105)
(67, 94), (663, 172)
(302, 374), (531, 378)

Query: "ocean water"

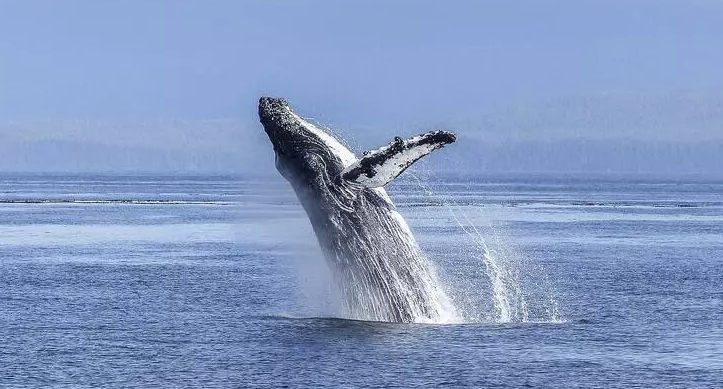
(1, 173), (722, 388)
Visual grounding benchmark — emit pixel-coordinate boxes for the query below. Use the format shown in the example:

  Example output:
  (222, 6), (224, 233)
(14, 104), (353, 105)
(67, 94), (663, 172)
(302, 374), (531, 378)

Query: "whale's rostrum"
(258, 97), (457, 323)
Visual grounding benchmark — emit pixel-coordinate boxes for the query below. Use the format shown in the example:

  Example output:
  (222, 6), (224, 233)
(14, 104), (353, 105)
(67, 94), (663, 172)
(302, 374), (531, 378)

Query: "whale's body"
(258, 97), (456, 322)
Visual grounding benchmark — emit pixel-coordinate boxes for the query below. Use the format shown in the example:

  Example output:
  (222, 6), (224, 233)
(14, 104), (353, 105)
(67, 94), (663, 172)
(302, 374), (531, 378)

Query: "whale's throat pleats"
(320, 188), (454, 322)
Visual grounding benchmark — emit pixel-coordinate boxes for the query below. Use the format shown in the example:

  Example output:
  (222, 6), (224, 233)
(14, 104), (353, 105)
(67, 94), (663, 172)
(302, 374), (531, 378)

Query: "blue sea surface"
(1, 173), (722, 388)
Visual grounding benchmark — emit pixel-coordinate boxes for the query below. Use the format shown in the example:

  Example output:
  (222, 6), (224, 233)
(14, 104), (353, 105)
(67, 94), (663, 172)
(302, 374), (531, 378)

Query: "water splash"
(408, 173), (562, 323)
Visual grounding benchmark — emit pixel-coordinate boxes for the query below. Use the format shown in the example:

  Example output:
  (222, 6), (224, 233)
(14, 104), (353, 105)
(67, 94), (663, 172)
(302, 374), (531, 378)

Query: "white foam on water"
(0, 223), (234, 246)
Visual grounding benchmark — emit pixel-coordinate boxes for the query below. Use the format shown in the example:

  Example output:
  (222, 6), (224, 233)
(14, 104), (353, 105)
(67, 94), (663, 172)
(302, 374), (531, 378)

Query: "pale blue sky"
(1, 0), (722, 173)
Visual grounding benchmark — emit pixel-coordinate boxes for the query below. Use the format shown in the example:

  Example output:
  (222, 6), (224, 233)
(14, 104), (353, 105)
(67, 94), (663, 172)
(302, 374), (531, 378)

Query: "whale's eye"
(306, 153), (324, 171)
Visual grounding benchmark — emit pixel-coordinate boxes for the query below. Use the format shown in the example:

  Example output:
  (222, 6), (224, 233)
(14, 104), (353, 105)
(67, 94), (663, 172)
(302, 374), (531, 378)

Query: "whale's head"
(258, 97), (356, 190)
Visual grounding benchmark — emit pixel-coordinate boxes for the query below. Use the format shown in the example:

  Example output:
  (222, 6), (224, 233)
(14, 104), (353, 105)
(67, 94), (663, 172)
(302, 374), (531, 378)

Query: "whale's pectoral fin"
(340, 131), (457, 188)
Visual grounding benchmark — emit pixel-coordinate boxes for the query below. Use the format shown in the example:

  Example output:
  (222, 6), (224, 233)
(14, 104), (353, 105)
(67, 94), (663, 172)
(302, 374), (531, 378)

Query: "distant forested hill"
(2, 134), (721, 177)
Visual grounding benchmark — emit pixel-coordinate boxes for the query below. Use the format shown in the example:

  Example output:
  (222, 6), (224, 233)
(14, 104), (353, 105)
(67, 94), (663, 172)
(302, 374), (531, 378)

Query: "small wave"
(260, 313), (568, 326)
(401, 200), (716, 209)
(262, 313), (464, 325)
(0, 199), (230, 205)
(262, 314), (391, 324)
(570, 201), (704, 208)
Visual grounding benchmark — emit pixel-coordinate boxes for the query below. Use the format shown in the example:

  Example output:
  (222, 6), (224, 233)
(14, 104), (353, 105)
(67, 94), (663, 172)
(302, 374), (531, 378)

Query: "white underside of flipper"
(341, 131), (456, 188)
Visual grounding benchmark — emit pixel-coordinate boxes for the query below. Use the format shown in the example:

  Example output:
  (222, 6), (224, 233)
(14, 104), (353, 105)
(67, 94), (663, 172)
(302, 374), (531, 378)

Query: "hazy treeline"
(2, 136), (720, 177)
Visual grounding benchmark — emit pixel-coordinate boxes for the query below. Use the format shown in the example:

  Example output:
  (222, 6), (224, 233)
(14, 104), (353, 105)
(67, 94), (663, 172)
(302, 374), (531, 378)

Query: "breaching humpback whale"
(259, 97), (457, 323)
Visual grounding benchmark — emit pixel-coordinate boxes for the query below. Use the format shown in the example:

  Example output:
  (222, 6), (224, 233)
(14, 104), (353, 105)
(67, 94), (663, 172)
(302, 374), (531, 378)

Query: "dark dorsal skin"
(258, 97), (454, 322)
